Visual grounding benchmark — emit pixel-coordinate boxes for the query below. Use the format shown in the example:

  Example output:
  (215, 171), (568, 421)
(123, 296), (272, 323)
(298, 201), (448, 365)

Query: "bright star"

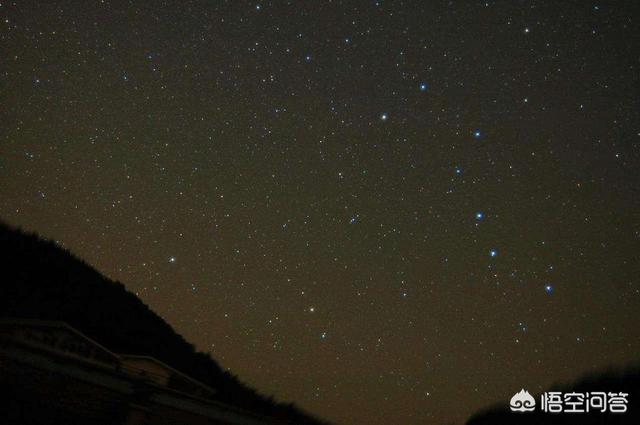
(473, 129), (482, 138)
(419, 82), (428, 91)
(545, 284), (553, 294)
(169, 256), (176, 263)
(380, 113), (388, 121)
(475, 212), (484, 220)
(490, 250), (497, 257)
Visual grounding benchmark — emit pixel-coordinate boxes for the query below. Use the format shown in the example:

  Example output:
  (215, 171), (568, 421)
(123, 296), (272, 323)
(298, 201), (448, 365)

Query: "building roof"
(0, 318), (121, 366)
(0, 318), (215, 397)
(121, 354), (217, 397)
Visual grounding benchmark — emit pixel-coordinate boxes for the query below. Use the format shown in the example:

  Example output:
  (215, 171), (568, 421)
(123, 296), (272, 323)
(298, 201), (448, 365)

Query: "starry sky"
(1, 1), (639, 424)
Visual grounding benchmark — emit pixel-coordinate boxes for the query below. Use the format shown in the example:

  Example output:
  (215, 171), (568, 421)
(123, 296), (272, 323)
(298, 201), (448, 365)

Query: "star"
(3, 2), (636, 423)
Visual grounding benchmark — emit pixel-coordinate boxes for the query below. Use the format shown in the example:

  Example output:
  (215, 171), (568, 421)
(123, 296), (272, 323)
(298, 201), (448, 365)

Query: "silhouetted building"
(0, 319), (291, 425)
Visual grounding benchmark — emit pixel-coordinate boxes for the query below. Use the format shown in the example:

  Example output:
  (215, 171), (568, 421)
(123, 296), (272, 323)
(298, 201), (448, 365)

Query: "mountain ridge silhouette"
(0, 220), (328, 425)
(467, 365), (640, 424)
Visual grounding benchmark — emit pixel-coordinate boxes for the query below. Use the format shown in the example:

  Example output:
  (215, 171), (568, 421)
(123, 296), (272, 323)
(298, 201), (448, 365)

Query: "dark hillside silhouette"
(467, 366), (639, 425)
(0, 221), (328, 425)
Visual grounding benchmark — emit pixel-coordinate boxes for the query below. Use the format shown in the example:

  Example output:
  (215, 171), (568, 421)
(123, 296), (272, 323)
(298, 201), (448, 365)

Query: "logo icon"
(510, 389), (536, 412)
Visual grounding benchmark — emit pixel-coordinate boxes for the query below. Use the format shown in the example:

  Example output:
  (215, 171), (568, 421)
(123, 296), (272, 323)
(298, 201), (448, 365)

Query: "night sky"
(2, 1), (640, 424)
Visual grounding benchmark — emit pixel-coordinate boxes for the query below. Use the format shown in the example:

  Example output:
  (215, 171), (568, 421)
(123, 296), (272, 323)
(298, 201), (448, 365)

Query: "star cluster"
(1, 1), (639, 424)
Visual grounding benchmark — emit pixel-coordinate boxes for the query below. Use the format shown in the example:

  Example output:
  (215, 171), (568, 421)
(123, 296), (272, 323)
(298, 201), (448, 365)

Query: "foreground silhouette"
(0, 221), (328, 425)
(467, 366), (639, 424)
